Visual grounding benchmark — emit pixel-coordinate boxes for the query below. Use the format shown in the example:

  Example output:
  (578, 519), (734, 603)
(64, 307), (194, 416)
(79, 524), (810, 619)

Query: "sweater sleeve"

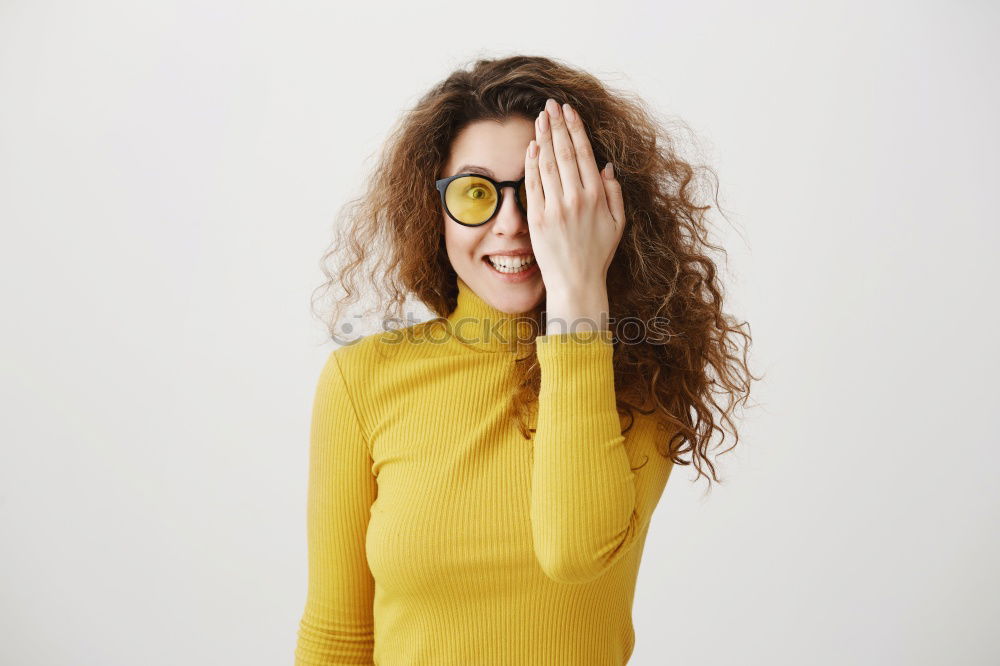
(294, 350), (377, 665)
(530, 329), (665, 585)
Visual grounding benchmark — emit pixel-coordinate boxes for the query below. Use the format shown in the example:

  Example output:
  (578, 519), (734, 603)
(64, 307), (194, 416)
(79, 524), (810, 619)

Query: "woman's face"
(441, 116), (545, 314)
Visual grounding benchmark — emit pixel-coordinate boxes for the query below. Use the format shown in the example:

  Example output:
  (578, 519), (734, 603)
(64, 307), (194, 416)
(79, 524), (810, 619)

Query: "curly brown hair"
(311, 54), (760, 489)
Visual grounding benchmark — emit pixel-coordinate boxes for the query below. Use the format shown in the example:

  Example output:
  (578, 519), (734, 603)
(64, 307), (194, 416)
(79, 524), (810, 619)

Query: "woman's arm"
(530, 330), (672, 585)
(294, 350), (377, 665)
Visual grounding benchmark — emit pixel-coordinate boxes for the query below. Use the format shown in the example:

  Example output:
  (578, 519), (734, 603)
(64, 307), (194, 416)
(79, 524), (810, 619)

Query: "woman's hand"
(525, 98), (626, 333)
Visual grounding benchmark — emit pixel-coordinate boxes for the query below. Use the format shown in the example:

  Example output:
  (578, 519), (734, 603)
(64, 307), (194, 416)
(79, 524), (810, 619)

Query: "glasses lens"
(444, 176), (498, 225)
(517, 180), (528, 213)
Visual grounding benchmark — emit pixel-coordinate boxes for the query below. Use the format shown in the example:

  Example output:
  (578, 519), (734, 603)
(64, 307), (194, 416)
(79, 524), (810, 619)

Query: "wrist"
(543, 285), (610, 334)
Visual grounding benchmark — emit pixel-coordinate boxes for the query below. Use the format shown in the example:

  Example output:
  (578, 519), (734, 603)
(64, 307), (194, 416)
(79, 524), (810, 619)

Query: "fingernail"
(604, 162), (614, 179)
(563, 103), (575, 121)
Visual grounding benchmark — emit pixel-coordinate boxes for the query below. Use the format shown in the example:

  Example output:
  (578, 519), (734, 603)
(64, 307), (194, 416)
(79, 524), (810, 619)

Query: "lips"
(482, 251), (534, 258)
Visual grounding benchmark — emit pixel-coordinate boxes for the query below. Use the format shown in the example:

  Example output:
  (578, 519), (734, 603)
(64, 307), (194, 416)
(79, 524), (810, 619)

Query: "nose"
(491, 184), (528, 237)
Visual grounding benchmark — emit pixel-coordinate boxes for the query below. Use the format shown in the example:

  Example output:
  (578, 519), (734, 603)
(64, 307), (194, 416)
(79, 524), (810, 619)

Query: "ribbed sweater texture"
(294, 277), (675, 665)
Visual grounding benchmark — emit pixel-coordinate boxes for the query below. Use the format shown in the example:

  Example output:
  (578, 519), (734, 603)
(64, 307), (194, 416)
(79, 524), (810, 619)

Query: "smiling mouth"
(482, 253), (536, 273)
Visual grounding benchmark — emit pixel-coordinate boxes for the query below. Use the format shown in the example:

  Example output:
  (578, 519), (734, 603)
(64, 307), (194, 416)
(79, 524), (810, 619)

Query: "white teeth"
(487, 254), (535, 273)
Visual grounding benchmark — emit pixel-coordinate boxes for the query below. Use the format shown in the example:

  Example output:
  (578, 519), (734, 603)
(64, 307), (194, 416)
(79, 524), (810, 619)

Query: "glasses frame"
(435, 172), (528, 227)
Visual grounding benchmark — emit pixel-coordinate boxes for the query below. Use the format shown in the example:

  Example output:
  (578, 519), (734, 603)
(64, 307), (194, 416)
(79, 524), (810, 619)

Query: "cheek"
(443, 223), (485, 259)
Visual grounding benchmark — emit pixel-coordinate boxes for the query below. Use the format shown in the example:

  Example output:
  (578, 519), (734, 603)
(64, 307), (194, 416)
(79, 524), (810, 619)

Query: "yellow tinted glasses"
(435, 173), (528, 227)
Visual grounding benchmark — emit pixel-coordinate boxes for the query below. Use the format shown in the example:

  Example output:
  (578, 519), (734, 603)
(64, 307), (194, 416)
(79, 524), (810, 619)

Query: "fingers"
(532, 98), (622, 234)
(534, 108), (564, 207)
(561, 103), (604, 194)
(542, 99), (583, 195)
(524, 138), (544, 223)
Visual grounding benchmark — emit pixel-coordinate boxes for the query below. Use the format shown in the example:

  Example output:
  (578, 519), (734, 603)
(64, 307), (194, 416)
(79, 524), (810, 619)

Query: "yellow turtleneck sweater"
(294, 277), (675, 665)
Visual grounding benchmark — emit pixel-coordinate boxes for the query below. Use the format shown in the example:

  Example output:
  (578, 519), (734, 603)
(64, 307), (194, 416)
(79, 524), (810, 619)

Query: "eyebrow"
(454, 164), (525, 180)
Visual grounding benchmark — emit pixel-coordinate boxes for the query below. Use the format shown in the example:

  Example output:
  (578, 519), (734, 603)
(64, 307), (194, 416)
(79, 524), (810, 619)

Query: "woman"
(295, 55), (755, 665)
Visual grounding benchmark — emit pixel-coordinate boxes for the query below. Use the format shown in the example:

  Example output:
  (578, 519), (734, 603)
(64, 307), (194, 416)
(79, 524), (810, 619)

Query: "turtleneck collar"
(444, 277), (544, 353)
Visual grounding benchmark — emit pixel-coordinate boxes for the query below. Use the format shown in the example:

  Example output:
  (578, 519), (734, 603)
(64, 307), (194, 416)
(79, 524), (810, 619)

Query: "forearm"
(529, 329), (639, 584)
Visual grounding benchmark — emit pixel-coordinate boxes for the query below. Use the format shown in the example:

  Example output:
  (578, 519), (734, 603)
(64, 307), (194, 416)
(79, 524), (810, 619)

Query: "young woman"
(295, 55), (755, 665)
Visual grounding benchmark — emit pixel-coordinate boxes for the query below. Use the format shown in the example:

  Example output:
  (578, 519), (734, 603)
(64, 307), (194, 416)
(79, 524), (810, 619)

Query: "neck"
(445, 277), (544, 353)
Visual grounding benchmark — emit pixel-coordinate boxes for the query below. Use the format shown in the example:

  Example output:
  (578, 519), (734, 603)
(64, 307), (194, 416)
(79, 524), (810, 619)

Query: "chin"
(460, 260), (544, 312)
(489, 286), (543, 314)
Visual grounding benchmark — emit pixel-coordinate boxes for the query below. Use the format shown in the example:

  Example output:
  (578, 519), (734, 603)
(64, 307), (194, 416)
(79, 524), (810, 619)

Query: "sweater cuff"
(535, 329), (615, 352)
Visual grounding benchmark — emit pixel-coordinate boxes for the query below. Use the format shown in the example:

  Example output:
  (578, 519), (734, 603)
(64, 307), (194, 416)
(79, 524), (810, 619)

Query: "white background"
(2, 1), (997, 664)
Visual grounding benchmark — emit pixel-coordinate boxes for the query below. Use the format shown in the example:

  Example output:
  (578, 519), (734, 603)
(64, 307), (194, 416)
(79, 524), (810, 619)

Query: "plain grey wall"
(1, 1), (997, 664)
